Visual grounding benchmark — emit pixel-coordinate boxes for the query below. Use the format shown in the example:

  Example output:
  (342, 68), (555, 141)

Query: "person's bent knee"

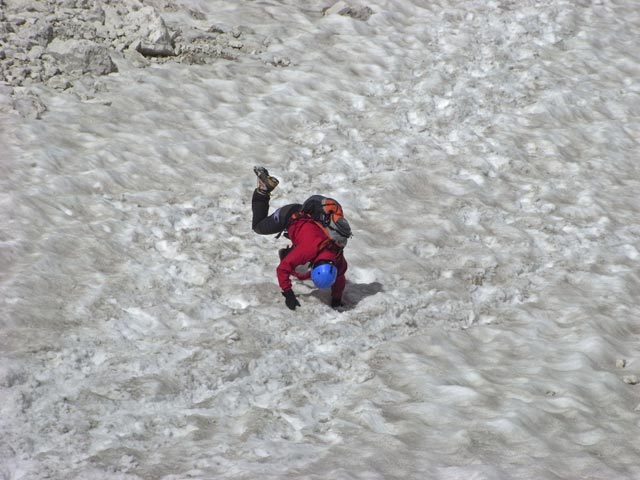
(253, 223), (270, 235)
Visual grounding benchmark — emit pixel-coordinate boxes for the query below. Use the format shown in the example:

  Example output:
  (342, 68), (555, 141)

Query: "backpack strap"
(276, 210), (309, 239)
(274, 204), (305, 239)
(283, 214), (343, 253)
(313, 221), (343, 255)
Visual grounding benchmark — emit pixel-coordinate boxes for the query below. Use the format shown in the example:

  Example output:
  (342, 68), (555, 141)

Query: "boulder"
(46, 38), (118, 76)
(126, 6), (175, 57)
(16, 18), (54, 48)
(323, 1), (374, 21)
(13, 92), (47, 119)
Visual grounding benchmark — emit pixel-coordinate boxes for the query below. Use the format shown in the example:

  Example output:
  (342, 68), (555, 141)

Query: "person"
(251, 166), (351, 311)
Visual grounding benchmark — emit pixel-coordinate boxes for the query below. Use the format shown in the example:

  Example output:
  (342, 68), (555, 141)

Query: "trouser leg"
(251, 190), (301, 235)
(252, 190), (271, 232)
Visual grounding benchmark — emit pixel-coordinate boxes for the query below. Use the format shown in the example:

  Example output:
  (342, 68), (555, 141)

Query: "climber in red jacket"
(251, 166), (351, 310)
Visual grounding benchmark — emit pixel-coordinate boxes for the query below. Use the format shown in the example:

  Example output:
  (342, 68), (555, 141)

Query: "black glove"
(331, 298), (345, 310)
(282, 289), (301, 310)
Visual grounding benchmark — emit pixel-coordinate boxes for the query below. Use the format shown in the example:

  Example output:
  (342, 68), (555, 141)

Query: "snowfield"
(2, 0), (640, 479)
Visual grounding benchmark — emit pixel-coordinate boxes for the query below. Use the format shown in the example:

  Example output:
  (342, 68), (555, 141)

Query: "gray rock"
(323, 1), (374, 21)
(124, 46), (151, 68)
(103, 5), (124, 34)
(85, 5), (106, 24)
(0, 20), (15, 35)
(126, 6), (175, 57)
(623, 375), (639, 385)
(17, 18), (54, 48)
(28, 45), (44, 61)
(0, 83), (13, 106)
(13, 93), (47, 119)
(46, 38), (118, 76)
(46, 74), (72, 90)
(13, 0), (49, 13)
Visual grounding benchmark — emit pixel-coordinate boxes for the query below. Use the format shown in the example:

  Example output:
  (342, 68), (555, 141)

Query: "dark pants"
(252, 190), (301, 235)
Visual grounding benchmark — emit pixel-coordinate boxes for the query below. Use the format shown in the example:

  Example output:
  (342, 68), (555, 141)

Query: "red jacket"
(276, 218), (348, 301)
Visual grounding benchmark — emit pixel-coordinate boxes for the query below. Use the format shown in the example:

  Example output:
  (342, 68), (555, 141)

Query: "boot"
(253, 166), (279, 196)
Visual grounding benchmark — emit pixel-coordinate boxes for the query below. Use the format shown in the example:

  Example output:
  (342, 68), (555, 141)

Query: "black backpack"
(291, 195), (352, 247)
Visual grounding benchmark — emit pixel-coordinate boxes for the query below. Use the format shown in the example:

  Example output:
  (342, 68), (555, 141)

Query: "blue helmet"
(311, 261), (337, 289)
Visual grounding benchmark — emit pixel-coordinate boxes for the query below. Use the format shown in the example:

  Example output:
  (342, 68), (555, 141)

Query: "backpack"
(291, 195), (352, 248)
(300, 195), (343, 225)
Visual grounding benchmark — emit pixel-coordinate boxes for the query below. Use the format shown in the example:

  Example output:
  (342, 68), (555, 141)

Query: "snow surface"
(2, 0), (640, 479)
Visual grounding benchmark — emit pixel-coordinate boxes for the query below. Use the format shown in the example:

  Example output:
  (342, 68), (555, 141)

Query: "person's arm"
(277, 220), (329, 309)
(276, 241), (320, 310)
(292, 269), (311, 281)
(276, 243), (315, 292)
